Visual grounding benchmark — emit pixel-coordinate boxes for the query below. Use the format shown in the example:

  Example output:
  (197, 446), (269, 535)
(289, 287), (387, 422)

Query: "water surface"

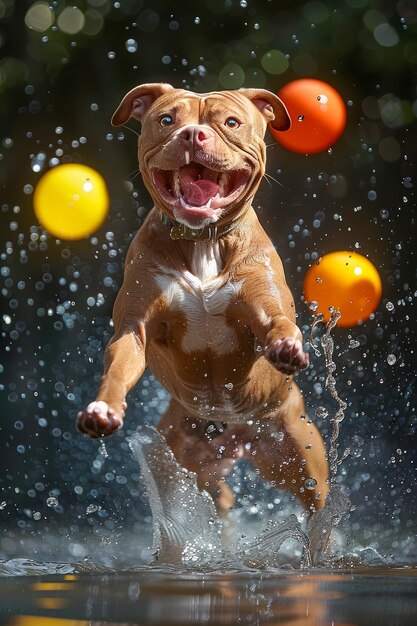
(1, 565), (417, 625)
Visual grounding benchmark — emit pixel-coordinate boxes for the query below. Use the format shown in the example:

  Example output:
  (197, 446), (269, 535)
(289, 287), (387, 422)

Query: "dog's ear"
(238, 88), (291, 131)
(111, 83), (175, 126)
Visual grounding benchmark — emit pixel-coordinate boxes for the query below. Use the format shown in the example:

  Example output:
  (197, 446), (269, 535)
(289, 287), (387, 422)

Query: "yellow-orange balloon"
(304, 251), (382, 327)
(33, 163), (110, 240)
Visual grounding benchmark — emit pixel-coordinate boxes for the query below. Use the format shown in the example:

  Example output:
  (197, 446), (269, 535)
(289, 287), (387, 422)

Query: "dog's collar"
(160, 210), (247, 243)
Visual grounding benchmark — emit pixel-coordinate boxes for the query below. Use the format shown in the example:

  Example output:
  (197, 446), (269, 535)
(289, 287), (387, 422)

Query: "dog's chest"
(155, 242), (241, 355)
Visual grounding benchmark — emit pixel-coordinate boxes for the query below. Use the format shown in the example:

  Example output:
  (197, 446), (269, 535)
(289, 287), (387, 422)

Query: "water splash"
(0, 558), (74, 577)
(308, 485), (351, 565)
(320, 310), (348, 480)
(128, 312), (353, 569)
(129, 424), (310, 569)
(234, 515), (312, 568)
(306, 309), (352, 564)
(129, 425), (223, 566)
(310, 309), (348, 478)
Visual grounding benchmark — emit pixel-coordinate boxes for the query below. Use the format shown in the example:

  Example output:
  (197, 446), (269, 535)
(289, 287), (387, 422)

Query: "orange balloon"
(304, 251), (382, 327)
(270, 79), (347, 154)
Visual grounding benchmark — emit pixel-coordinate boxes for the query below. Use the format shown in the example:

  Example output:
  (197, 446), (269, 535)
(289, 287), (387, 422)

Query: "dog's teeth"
(173, 171), (181, 196)
(219, 173), (228, 195)
(185, 150), (190, 165)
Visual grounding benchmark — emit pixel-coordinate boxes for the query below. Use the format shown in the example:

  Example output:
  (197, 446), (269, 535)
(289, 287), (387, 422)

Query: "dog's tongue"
(180, 167), (220, 207)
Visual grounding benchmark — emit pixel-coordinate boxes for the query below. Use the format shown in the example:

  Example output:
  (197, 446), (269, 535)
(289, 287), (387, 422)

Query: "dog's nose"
(179, 125), (212, 149)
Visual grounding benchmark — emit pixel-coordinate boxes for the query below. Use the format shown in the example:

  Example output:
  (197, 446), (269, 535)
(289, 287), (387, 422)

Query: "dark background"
(0, 0), (416, 564)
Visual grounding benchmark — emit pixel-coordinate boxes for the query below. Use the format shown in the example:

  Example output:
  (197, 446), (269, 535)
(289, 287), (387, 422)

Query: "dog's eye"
(159, 115), (174, 127)
(225, 117), (240, 128)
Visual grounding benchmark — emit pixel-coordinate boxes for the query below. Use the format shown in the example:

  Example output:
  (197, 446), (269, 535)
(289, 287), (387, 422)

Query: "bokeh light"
(260, 49), (289, 75)
(57, 7), (85, 35)
(219, 62), (245, 88)
(24, 2), (54, 32)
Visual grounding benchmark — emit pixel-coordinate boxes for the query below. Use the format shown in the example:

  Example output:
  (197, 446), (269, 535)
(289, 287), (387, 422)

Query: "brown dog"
(77, 83), (329, 513)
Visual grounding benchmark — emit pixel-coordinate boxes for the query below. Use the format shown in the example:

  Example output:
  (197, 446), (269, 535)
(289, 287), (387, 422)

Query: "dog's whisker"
(128, 169), (141, 181)
(263, 172), (285, 188)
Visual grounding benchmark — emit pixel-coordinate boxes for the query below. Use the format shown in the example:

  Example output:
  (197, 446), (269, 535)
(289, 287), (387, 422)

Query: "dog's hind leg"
(158, 400), (241, 516)
(248, 385), (329, 512)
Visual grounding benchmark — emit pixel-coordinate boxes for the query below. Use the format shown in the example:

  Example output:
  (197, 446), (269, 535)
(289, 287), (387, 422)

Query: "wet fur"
(77, 84), (329, 513)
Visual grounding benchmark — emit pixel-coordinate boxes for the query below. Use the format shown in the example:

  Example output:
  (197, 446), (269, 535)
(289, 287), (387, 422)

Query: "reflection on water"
(1, 568), (417, 626)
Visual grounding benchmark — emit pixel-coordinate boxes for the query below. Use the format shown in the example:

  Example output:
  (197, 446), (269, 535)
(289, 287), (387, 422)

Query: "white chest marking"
(155, 242), (242, 355)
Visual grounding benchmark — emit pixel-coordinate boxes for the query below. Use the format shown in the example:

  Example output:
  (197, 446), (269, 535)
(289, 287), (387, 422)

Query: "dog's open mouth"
(151, 163), (251, 224)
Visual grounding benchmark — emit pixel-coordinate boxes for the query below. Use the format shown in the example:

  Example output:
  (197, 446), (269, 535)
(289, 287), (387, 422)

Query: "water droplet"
(86, 504), (100, 514)
(46, 497), (59, 508)
(315, 406), (328, 419)
(125, 38), (138, 53)
(194, 16), (201, 24)
(108, 51), (116, 60)
(317, 94), (328, 104)
(240, 0), (248, 6)
(387, 354), (396, 365)
(298, 114), (304, 122)
(308, 301), (319, 312)
(99, 439), (109, 458)
(386, 301), (394, 311)
(224, 382), (234, 390)
(33, 511), (41, 520)
(304, 477), (317, 490)
(31, 152), (46, 173)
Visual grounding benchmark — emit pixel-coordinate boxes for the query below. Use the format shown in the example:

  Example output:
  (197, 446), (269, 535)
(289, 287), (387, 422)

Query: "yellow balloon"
(33, 163), (110, 240)
(304, 251), (382, 327)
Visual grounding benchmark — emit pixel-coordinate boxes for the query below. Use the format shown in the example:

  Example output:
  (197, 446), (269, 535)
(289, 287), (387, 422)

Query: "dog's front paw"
(76, 401), (125, 439)
(265, 338), (309, 375)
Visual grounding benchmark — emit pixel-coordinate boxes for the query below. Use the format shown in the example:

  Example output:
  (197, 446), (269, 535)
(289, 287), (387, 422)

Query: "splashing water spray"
(307, 307), (352, 565)
(128, 306), (352, 569)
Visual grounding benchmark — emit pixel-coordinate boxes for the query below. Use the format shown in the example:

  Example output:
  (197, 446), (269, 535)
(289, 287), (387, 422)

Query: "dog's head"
(112, 83), (290, 230)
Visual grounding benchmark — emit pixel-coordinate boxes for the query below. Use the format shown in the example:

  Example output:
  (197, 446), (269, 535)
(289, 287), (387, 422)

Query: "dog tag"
(170, 224), (203, 241)
(170, 224), (186, 240)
